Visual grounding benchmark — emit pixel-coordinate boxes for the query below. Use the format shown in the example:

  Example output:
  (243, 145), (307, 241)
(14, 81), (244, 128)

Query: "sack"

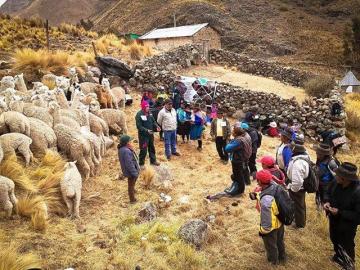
(296, 157), (319, 193)
(261, 184), (295, 226)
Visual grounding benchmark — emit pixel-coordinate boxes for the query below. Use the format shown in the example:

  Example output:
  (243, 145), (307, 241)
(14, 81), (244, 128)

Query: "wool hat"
(240, 122), (249, 130)
(314, 143), (332, 156)
(269, 122), (277, 128)
(256, 170), (273, 185)
(257, 156), (276, 167)
(335, 162), (359, 182)
(141, 100), (149, 110)
(119, 135), (133, 146)
(280, 128), (293, 140)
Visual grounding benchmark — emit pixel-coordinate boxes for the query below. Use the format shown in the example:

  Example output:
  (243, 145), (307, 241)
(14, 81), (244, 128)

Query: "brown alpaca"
(95, 85), (113, 109)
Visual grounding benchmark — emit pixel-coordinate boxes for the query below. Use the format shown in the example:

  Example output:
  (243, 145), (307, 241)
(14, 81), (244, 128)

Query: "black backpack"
(295, 157), (319, 193)
(261, 184), (295, 226)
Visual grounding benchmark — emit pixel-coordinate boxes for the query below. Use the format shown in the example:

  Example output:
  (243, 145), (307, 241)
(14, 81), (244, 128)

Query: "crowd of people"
(117, 88), (360, 269)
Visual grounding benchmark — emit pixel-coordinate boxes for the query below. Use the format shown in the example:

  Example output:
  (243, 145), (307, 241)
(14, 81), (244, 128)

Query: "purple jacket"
(118, 146), (140, 178)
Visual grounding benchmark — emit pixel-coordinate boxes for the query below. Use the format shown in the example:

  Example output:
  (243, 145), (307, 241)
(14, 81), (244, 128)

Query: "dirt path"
(1, 94), (355, 270)
(179, 65), (307, 103)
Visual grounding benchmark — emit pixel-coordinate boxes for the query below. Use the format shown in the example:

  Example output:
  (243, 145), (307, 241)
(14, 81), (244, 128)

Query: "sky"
(0, 0), (6, 7)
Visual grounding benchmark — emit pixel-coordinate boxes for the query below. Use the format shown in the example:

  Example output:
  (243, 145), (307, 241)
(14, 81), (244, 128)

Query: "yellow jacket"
(258, 185), (282, 234)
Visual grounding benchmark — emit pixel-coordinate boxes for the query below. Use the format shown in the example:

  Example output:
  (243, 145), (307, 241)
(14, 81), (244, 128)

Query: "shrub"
(129, 42), (142, 60)
(346, 110), (360, 130)
(345, 93), (360, 131)
(0, 246), (42, 270)
(304, 76), (335, 97)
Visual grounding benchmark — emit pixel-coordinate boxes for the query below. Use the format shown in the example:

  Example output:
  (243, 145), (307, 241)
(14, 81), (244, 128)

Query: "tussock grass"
(141, 166), (155, 189)
(0, 245), (42, 270)
(345, 93), (360, 131)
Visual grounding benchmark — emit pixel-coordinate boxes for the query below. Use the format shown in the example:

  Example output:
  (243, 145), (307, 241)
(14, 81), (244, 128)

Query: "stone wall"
(132, 45), (346, 137)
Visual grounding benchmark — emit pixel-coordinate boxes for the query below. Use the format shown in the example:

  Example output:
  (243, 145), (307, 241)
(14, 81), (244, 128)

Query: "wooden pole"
(45, 19), (50, 51)
(173, 13), (176, 27)
(92, 41), (98, 58)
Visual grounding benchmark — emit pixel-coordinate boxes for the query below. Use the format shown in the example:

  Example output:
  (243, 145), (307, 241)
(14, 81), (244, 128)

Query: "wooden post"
(92, 41), (98, 58)
(173, 13), (176, 27)
(45, 19), (50, 51)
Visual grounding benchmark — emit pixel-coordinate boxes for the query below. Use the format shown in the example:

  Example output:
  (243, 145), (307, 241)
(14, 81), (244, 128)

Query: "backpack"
(295, 157), (319, 193)
(236, 135), (252, 160)
(261, 184), (295, 225)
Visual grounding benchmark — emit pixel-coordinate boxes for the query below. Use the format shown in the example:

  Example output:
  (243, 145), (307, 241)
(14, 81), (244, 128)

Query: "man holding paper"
(210, 109), (231, 164)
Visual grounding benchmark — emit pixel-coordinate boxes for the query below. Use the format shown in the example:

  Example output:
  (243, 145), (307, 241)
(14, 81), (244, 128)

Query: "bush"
(129, 42), (142, 60)
(304, 76), (335, 97)
(346, 110), (360, 130)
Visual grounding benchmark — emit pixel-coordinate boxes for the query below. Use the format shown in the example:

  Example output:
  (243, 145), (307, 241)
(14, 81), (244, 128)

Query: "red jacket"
(268, 127), (279, 137)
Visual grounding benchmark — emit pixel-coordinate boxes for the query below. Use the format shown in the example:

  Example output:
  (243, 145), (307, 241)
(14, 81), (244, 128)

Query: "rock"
(232, 109), (245, 120)
(138, 202), (157, 222)
(153, 165), (173, 183)
(129, 78), (137, 87)
(178, 219), (209, 248)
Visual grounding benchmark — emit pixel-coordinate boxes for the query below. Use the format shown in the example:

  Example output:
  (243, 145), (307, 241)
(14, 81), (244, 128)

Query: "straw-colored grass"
(0, 245), (42, 270)
(141, 166), (155, 189)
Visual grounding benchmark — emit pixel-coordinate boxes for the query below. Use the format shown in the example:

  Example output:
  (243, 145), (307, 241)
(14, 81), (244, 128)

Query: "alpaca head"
(101, 78), (110, 89)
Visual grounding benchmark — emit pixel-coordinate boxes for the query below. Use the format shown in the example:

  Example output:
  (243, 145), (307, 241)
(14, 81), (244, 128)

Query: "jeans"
(164, 130), (177, 158)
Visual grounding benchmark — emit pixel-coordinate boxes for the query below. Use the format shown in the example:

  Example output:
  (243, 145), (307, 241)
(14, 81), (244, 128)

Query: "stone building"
(139, 23), (221, 51)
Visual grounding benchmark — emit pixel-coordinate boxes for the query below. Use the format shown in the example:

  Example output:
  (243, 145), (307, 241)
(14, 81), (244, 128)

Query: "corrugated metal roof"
(339, 71), (360, 87)
(139, 23), (208, 40)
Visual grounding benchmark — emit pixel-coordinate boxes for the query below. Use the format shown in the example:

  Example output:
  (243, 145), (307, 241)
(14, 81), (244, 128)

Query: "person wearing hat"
(286, 134), (309, 228)
(323, 162), (360, 267)
(210, 109), (231, 164)
(249, 169), (286, 265)
(190, 104), (206, 151)
(314, 143), (339, 209)
(118, 135), (140, 203)
(135, 100), (161, 168)
(141, 89), (155, 108)
(276, 127), (294, 173)
(257, 156), (285, 186)
(157, 99), (180, 160)
(267, 122), (280, 137)
(177, 101), (192, 143)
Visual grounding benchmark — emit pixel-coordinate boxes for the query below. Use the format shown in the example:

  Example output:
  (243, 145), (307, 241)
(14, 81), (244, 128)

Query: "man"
(250, 170), (286, 265)
(257, 156), (285, 186)
(224, 124), (252, 196)
(314, 143), (339, 209)
(210, 109), (231, 164)
(135, 101), (160, 168)
(324, 162), (360, 269)
(324, 162), (360, 268)
(287, 136), (309, 228)
(276, 128), (293, 173)
(118, 135), (140, 203)
(246, 122), (261, 177)
(157, 99), (180, 160)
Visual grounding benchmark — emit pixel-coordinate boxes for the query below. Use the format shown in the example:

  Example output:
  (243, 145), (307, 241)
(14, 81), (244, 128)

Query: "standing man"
(246, 122), (261, 178)
(276, 128), (293, 174)
(324, 162), (360, 268)
(287, 137), (309, 228)
(210, 109), (231, 164)
(118, 135), (140, 203)
(135, 101), (160, 168)
(250, 170), (286, 265)
(157, 99), (180, 161)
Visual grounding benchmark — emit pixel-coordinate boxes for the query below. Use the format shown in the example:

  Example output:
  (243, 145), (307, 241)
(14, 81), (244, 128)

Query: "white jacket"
(157, 108), (177, 131)
(287, 154), (310, 192)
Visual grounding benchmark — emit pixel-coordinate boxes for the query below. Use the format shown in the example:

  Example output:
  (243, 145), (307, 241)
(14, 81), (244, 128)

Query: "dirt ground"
(179, 65), (307, 103)
(0, 96), (358, 269)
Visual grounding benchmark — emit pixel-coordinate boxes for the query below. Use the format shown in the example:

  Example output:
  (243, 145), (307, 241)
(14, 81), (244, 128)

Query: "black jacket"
(324, 181), (360, 230)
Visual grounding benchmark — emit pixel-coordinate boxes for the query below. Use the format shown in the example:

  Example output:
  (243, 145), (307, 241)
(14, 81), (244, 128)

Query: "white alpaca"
(14, 73), (27, 92)
(0, 175), (18, 217)
(0, 76), (15, 91)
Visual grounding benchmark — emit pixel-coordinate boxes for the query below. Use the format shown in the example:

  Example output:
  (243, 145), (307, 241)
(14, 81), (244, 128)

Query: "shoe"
(151, 161), (160, 166)
(197, 147), (202, 151)
(167, 156), (171, 161)
(172, 152), (181, 156)
(130, 199), (137, 204)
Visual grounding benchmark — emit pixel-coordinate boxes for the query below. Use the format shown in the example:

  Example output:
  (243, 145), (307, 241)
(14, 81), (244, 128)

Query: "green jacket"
(135, 110), (159, 137)
(210, 118), (231, 140)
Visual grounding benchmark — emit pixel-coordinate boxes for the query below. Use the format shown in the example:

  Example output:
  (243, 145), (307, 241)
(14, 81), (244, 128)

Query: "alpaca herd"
(0, 69), (129, 219)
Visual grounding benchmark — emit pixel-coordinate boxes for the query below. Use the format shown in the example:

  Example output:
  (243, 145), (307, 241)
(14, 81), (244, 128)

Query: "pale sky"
(0, 0), (6, 7)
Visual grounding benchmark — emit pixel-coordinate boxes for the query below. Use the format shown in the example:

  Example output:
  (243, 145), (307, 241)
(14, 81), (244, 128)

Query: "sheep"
(0, 76), (15, 91)
(61, 161), (82, 219)
(28, 117), (57, 155)
(90, 106), (128, 135)
(94, 85), (113, 109)
(0, 133), (33, 166)
(53, 124), (93, 180)
(0, 111), (30, 137)
(79, 82), (98, 95)
(23, 103), (53, 127)
(14, 73), (27, 92)
(0, 175), (18, 217)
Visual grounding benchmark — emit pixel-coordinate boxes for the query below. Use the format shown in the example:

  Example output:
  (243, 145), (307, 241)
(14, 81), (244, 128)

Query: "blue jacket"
(282, 145), (293, 170)
(118, 146), (140, 178)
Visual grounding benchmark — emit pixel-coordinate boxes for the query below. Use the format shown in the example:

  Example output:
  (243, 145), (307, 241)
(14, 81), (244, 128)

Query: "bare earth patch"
(179, 64), (307, 103)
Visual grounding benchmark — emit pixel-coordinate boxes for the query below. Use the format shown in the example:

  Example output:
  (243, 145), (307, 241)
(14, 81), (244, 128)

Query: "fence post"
(92, 41), (98, 58)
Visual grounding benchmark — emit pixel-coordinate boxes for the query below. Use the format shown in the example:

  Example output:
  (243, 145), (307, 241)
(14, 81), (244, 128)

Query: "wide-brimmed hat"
(313, 143), (332, 156)
(291, 142), (306, 154)
(335, 162), (359, 182)
(280, 128), (293, 140)
(269, 122), (277, 128)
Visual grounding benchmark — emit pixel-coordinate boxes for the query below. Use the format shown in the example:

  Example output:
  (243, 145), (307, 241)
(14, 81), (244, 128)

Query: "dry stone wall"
(132, 45), (346, 136)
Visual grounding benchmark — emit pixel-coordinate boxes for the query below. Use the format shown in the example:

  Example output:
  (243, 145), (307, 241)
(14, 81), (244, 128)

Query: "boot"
(128, 177), (137, 203)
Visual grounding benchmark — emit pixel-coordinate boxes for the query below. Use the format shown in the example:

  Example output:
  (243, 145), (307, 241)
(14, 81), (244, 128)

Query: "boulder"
(138, 202), (157, 222)
(178, 219), (209, 248)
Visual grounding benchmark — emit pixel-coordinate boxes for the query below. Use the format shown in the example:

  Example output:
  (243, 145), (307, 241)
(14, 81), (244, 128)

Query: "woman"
(190, 104), (206, 151)
(177, 101), (188, 143)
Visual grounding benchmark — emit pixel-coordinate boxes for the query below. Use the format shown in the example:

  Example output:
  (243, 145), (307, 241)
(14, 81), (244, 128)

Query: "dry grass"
(141, 166), (155, 189)
(304, 75), (335, 97)
(345, 93), (360, 131)
(58, 23), (98, 38)
(0, 245), (42, 270)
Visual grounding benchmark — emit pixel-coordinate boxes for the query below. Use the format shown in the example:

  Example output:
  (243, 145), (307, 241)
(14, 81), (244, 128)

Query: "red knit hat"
(257, 156), (275, 167)
(141, 100), (149, 110)
(256, 170), (273, 184)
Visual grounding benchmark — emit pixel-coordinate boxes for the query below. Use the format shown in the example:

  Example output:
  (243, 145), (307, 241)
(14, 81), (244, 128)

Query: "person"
(276, 128), (293, 174)
(177, 101), (191, 143)
(210, 109), (231, 164)
(243, 122), (261, 178)
(141, 90), (155, 108)
(268, 122), (280, 137)
(157, 86), (169, 100)
(319, 130), (345, 156)
(244, 106), (259, 124)
(314, 143), (339, 209)
(157, 99), (180, 160)
(324, 162), (360, 267)
(118, 135), (140, 203)
(224, 124), (252, 196)
(135, 101), (160, 168)
(152, 99), (164, 141)
(172, 87), (183, 110)
(257, 156), (285, 186)
(190, 104), (206, 151)
(249, 170), (286, 265)
(210, 102), (218, 120)
(287, 137), (309, 228)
